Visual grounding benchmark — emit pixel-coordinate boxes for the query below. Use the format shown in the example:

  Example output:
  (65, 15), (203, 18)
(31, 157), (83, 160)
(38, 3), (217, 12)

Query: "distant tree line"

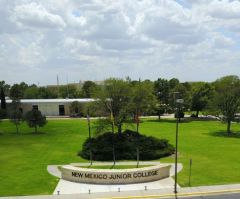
(0, 80), (98, 99)
(0, 75), (240, 134)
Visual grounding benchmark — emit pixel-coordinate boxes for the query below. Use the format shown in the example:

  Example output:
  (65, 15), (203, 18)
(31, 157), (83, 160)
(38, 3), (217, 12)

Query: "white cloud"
(12, 2), (66, 30)
(0, 0), (239, 85)
(211, 33), (234, 48)
(207, 0), (240, 19)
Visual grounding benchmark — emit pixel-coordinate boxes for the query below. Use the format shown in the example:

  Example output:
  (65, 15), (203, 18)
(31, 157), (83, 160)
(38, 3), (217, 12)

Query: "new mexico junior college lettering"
(60, 165), (171, 184)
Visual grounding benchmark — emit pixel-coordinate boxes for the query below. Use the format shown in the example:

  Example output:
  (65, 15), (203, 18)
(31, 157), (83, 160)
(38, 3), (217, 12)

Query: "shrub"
(79, 129), (174, 161)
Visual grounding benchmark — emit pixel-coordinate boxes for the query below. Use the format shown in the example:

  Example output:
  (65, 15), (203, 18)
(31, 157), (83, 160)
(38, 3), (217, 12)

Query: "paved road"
(160, 192), (240, 199)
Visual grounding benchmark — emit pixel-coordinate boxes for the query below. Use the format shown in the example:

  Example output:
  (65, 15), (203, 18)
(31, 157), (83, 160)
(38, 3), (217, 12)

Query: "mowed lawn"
(0, 119), (240, 196)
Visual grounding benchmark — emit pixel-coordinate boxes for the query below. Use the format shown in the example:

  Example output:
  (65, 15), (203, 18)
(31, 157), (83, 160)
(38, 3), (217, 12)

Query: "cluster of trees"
(91, 76), (240, 135)
(0, 80), (98, 99)
(1, 75), (240, 134)
(0, 82), (47, 134)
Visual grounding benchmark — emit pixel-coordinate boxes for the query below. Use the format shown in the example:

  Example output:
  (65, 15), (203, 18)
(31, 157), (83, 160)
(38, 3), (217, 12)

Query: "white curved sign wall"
(60, 165), (171, 184)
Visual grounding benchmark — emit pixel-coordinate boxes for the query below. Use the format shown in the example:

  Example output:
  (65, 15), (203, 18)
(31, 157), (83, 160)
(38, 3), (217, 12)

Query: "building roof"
(5, 98), (95, 104)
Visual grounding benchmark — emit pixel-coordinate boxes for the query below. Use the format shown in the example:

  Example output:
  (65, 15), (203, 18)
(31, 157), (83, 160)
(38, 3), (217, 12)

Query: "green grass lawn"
(78, 165), (153, 169)
(0, 118), (240, 196)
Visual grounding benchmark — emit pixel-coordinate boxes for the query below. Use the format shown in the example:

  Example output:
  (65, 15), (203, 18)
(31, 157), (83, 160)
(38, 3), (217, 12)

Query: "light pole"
(87, 109), (92, 165)
(174, 98), (184, 194)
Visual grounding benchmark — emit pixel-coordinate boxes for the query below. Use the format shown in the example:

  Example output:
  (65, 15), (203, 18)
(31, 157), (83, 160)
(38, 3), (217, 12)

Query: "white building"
(4, 99), (94, 116)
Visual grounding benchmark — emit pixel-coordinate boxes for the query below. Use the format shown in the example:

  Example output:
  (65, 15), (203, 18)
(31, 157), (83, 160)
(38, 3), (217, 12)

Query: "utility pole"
(136, 147), (139, 168)
(111, 110), (116, 166)
(87, 109), (92, 165)
(174, 107), (179, 194)
(189, 158), (192, 187)
(174, 98), (184, 194)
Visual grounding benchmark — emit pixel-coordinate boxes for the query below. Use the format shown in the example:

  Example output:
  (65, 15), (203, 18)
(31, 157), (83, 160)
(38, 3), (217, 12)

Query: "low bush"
(79, 129), (174, 161)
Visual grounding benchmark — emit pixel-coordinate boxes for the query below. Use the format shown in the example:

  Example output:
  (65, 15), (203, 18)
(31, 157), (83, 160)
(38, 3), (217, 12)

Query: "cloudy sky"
(0, 0), (240, 85)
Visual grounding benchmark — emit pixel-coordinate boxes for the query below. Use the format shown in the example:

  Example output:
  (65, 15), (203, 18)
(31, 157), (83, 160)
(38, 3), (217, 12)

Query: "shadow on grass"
(24, 131), (47, 135)
(87, 164), (93, 169)
(208, 130), (240, 138)
(147, 118), (192, 123)
(110, 164), (115, 169)
(5, 131), (48, 136)
(86, 164), (114, 169)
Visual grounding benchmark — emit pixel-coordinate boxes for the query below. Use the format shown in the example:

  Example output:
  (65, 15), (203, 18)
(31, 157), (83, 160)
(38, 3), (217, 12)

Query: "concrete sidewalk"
(2, 184), (240, 199)
(53, 177), (177, 195)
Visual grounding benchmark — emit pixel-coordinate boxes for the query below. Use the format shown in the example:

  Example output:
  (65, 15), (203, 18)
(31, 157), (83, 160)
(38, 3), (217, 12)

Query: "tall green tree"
(45, 86), (59, 98)
(1, 87), (6, 110)
(59, 84), (82, 98)
(9, 100), (23, 134)
(24, 87), (39, 99)
(154, 78), (169, 105)
(0, 81), (10, 97)
(131, 81), (156, 132)
(191, 83), (213, 117)
(94, 78), (132, 134)
(82, 81), (97, 98)
(0, 87), (7, 119)
(214, 75), (240, 134)
(24, 110), (47, 133)
(10, 84), (26, 100)
(93, 78), (132, 165)
(169, 78), (180, 89)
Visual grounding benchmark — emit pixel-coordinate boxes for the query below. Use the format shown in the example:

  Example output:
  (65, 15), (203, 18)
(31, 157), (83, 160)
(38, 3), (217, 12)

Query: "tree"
(1, 87), (6, 110)
(37, 87), (56, 99)
(0, 109), (5, 120)
(213, 76), (240, 134)
(0, 81), (10, 96)
(24, 110), (47, 133)
(0, 87), (7, 119)
(59, 84), (82, 98)
(10, 84), (25, 100)
(94, 78), (132, 134)
(9, 100), (23, 134)
(93, 78), (132, 165)
(45, 86), (59, 98)
(24, 86), (39, 99)
(154, 78), (169, 105)
(19, 82), (28, 92)
(155, 103), (166, 120)
(191, 83), (213, 117)
(169, 78), (180, 89)
(82, 81), (97, 98)
(69, 101), (86, 117)
(131, 81), (156, 132)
